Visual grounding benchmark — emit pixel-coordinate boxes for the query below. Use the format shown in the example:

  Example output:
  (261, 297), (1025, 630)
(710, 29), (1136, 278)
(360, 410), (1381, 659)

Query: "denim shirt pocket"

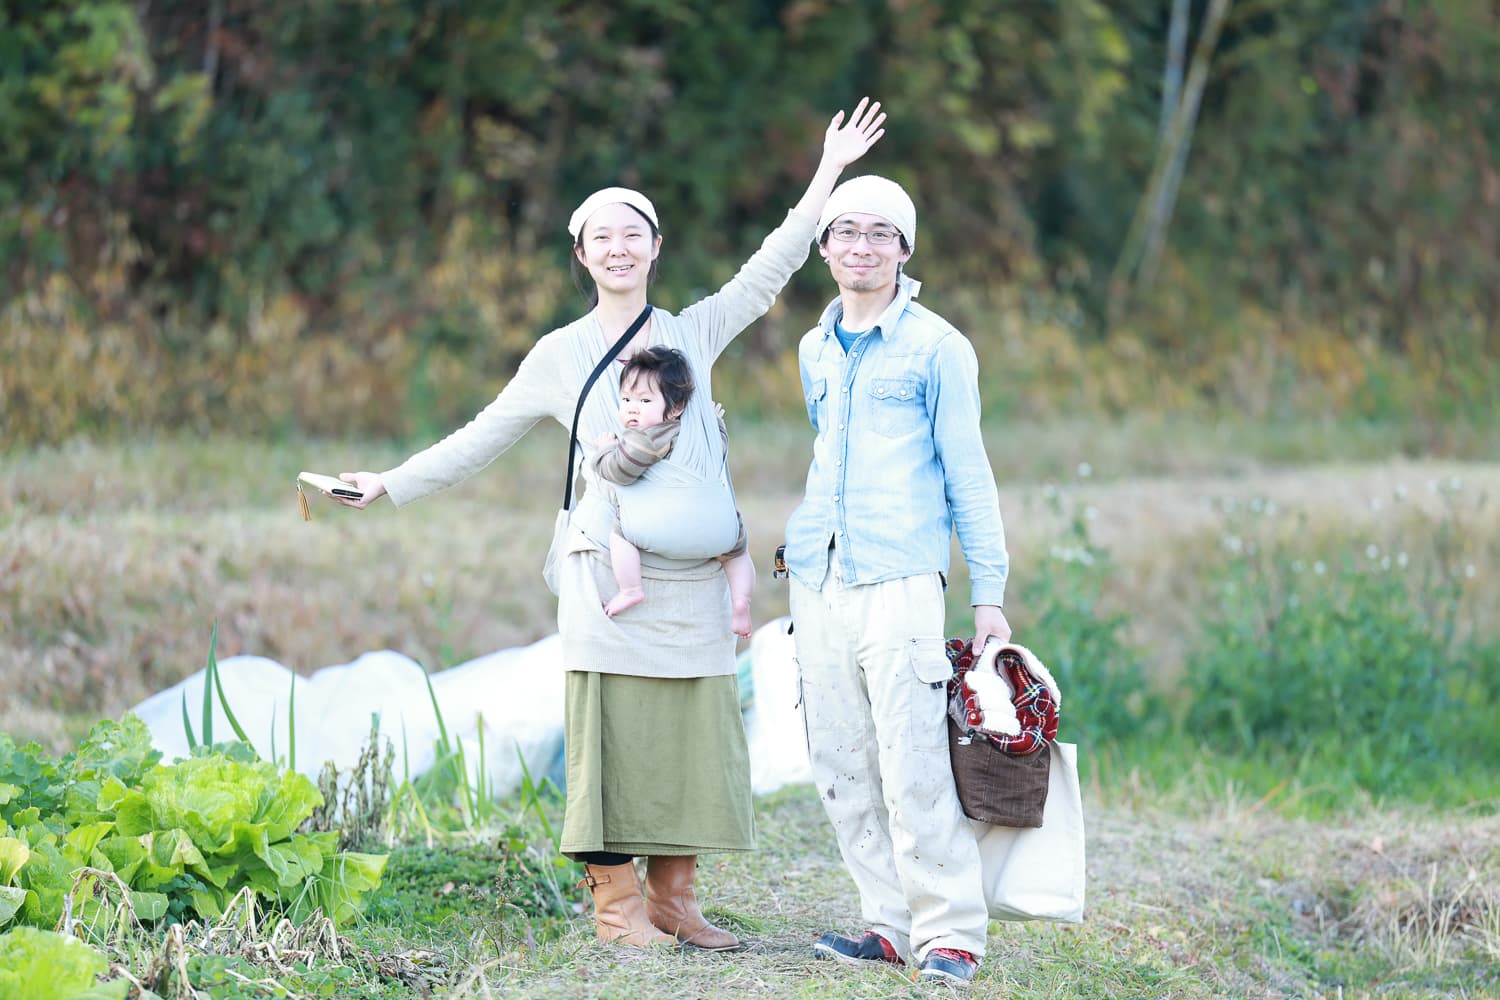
(806, 377), (828, 435)
(867, 376), (924, 438)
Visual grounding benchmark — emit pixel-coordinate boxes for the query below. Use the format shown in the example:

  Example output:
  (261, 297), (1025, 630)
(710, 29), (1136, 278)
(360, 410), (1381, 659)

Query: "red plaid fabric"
(944, 638), (1059, 755)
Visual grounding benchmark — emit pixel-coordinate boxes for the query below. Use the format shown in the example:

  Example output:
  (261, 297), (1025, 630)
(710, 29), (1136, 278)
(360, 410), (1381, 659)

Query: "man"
(784, 175), (1011, 985)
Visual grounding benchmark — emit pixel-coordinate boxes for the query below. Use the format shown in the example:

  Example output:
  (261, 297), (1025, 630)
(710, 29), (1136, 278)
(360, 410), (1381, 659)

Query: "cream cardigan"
(381, 210), (816, 678)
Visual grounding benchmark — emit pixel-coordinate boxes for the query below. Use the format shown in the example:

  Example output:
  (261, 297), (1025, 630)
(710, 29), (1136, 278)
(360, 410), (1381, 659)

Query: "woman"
(334, 100), (886, 950)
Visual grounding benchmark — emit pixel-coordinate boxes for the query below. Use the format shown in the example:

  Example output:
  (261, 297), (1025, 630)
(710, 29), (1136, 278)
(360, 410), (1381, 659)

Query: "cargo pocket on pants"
(906, 636), (954, 752)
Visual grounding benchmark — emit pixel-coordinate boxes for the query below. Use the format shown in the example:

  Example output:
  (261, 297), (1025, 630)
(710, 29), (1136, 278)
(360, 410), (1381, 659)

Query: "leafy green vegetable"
(0, 714), (386, 930)
(0, 926), (128, 999)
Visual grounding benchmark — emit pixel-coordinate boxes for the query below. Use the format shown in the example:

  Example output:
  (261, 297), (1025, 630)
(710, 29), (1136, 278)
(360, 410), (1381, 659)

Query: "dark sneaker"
(812, 930), (905, 966)
(918, 948), (978, 984)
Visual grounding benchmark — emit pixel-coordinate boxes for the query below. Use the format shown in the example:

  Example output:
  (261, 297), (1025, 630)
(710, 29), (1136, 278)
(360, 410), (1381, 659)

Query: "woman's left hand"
(821, 97), (887, 171)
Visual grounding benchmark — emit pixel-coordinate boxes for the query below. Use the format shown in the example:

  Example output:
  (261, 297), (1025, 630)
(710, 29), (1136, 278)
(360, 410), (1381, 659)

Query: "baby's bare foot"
(730, 597), (752, 639)
(604, 587), (646, 617)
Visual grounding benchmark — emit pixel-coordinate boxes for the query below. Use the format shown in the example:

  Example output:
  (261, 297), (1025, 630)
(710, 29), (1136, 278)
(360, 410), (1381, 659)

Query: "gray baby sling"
(614, 386), (740, 560)
(558, 306), (739, 564)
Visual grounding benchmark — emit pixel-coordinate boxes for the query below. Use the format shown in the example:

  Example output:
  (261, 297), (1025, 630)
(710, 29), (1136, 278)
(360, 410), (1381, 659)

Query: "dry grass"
(36, 780), (1498, 997)
(415, 786), (1499, 998)
(3, 425), (1498, 752)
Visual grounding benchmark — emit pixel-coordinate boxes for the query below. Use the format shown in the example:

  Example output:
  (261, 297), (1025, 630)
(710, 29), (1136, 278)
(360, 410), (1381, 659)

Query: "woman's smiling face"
(574, 202), (662, 295)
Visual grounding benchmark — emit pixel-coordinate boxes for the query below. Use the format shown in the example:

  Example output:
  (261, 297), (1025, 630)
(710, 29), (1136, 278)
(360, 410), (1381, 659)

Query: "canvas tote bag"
(971, 740), (1086, 923)
(542, 305), (652, 596)
(944, 639), (1086, 923)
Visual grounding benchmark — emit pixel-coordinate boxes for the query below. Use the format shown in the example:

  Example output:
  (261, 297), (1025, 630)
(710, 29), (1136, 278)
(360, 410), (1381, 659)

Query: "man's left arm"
(929, 334), (1012, 651)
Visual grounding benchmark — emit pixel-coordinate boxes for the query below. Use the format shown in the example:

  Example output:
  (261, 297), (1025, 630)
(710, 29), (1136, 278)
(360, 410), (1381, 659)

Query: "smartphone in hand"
(297, 471), (364, 500)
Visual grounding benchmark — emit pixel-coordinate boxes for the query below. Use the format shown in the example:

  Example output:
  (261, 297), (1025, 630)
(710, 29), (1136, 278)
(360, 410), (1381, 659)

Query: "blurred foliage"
(2, 0), (1498, 444)
(1183, 483), (1500, 801)
(1014, 489), (1166, 750)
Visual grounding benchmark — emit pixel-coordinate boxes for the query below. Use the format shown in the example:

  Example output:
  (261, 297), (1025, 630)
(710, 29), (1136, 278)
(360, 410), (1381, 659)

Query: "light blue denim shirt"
(785, 273), (1009, 607)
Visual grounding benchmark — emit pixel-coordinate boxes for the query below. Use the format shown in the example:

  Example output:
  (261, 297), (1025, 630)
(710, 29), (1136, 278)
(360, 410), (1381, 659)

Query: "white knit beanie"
(568, 187), (660, 241)
(817, 175), (916, 249)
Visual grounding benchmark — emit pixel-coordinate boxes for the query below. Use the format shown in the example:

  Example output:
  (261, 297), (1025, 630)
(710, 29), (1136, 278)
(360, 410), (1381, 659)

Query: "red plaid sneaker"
(918, 947), (978, 984)
(812, 930), (905, 966)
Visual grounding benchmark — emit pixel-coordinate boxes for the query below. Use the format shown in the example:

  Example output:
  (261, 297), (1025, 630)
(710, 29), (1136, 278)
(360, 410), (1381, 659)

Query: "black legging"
(579, 851), (634, 867)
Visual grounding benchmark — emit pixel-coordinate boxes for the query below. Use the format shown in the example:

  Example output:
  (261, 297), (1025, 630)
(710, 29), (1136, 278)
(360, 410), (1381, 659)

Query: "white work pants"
(789, 545), (988, 961)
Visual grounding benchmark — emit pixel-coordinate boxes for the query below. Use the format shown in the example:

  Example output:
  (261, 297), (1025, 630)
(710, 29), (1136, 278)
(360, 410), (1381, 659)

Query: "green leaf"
(148, 829), (205, 870)
(129, 890), (169, 922)
(95, 836), (145, 885)
(109, 788), (154, 838)
(129, 829), (207, 889)
(200, 855), (239, 891)
(180, 691), (197, 751)
(190, 884), (224, 920)
(209, 632), (254, 752)
(95, 776), (129, 814)
(0, 927), (127, 999)
(0, 886), (24, 927)
(15, 839), (70, 928)
(263, 840), (323, 889)
(66, 716), (161, 789)
(308, 851), (388, 925)
(62, 821), (114, 862)
(287, 670), (297, 772)
(201, 621), (217, 747)
(0, 837), (28, 883)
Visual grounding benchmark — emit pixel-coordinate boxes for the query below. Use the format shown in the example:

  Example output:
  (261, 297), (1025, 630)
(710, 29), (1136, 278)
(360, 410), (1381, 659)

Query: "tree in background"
(2, 0), (1496, 443)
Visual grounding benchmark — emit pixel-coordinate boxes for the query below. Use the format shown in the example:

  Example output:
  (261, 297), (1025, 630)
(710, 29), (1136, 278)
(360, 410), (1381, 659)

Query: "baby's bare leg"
(719, 551), (756, 638)
(604, 531), (646, 617)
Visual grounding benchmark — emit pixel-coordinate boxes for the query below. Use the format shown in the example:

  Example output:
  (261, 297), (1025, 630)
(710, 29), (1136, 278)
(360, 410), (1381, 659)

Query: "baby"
(591, 346), (756, 637)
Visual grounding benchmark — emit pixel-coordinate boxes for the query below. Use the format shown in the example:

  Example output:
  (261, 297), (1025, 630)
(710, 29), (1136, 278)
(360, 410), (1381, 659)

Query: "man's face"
(819, 212), (910, 296)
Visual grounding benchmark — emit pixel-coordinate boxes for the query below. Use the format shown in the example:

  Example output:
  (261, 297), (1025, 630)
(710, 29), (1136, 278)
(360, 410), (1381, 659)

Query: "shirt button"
(838, 424), (845, 431)
(899, 389), (907, 396)
(832, 495), (840, 502)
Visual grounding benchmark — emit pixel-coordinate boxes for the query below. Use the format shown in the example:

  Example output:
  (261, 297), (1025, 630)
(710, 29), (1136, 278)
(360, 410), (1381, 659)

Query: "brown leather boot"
(579, 863), (675, 947)
(644, 855), (741, 951)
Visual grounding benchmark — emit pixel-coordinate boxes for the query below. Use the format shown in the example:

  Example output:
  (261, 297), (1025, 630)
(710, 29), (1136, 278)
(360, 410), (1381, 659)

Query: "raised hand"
(792, 98), (890, 220)
(821, 97), (886, 171)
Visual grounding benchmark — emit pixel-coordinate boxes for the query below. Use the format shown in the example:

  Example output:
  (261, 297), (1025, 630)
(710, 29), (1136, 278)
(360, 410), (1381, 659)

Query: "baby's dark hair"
(621, 346), (694, 417)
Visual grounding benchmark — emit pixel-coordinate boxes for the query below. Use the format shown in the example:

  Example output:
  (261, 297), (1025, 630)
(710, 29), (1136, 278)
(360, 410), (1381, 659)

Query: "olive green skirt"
(559, 670), (756, 858)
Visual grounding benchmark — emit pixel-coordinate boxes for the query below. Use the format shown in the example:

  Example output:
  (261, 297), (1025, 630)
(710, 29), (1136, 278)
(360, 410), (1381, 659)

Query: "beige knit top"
(380, 209), (816, 678)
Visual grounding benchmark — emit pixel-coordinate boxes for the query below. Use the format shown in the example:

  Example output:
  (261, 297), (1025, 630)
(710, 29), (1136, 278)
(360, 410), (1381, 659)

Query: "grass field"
(302, 780), (1493, 999)
(3, 415), (1496, 749)
(2, 415), (1498, 996)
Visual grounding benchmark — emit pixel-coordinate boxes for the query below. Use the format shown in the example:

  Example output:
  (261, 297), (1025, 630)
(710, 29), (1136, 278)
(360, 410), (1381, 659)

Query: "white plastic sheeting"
(130, 635), (566, 797)
(129, 620), (812, 800)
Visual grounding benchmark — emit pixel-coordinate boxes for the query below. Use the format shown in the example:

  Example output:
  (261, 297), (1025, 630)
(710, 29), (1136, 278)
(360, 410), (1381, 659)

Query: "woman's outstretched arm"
(791, 97), (887, 223)
(679, 99), (888, 360)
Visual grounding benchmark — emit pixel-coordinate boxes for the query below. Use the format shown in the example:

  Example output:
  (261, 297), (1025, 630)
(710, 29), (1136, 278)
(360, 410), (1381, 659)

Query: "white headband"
(817, 175), (916, 250)
(568, 187), (660, 241)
